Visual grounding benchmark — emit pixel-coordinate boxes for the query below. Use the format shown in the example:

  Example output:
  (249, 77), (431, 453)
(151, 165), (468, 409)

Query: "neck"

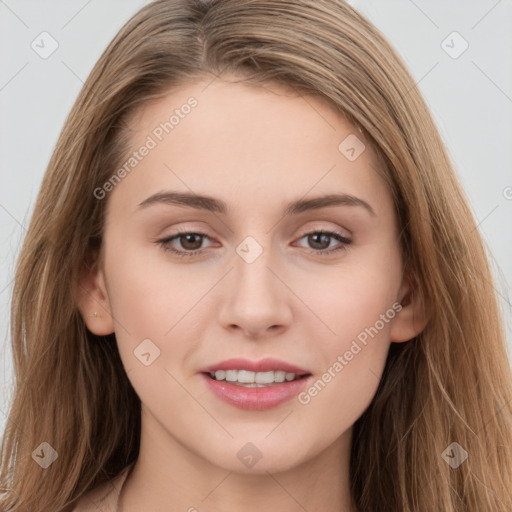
(117, 411), (356, 512)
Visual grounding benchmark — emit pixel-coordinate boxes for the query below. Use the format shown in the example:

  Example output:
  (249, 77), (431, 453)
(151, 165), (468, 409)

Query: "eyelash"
(156, 228), (352, 258)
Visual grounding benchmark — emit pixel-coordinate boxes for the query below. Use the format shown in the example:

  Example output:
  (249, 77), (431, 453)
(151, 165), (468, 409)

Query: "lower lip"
(201, 373), (312, 410)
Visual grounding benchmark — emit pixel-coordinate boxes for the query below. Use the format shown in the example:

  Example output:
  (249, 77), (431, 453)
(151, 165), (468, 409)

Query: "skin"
(77, 74), (426, 512)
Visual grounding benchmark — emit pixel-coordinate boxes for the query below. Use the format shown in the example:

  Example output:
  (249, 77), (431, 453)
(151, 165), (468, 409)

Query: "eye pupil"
(180, 233), (203, 250)
(308, 233), (330, 250)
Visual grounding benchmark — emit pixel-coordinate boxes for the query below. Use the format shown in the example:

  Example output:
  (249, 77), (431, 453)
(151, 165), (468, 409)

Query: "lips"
(199, 357), (313, 410)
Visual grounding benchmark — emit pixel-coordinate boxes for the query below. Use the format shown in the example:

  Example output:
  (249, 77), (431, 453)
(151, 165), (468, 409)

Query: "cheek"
(293, 249), (400, 418)
(103, 246), (197, 373)
(299, 250), (401, 347)
(104, 253), (201, 410)
(104, 241), (193, 331)
(296, 297), (394, 447)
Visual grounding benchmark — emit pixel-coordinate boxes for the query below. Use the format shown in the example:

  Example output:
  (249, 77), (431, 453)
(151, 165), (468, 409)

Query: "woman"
(1, 0), (511, 510)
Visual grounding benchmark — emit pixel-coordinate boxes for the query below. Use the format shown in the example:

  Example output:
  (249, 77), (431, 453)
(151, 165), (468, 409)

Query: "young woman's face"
(95, 76), (410, 474)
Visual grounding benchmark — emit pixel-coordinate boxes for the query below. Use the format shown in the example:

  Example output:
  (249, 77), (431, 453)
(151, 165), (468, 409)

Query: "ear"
(73, 249), (115, 336)
(390, 268), (429, 343)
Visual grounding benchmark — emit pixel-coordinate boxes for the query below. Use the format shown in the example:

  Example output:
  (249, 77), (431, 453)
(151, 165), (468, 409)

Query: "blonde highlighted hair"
(1, 0), (511, 510)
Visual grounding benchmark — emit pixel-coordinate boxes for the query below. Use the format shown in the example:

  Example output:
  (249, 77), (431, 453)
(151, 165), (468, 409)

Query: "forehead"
(108, 77), (392, 219)
(127, 77), (360, 153)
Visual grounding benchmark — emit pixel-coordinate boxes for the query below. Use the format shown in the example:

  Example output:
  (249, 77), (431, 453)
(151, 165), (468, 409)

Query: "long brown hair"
(1, 1), (511, 510)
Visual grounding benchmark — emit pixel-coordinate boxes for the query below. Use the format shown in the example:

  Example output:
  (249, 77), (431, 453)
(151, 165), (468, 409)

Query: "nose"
(217, 241), (293, 340)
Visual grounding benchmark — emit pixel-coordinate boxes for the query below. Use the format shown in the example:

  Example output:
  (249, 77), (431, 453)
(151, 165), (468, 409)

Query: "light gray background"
(1, 0), (511, 439)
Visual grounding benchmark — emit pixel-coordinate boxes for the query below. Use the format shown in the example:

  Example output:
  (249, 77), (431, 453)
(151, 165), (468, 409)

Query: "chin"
(203, 440), (310, 475)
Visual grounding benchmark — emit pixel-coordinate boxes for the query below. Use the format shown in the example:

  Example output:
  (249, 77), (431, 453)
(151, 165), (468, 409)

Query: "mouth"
(199, 357), (313, 410)
(203, 369), (311, 387)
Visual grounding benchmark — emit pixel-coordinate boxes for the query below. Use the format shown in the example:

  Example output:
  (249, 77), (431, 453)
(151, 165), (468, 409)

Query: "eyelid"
(296, 222), (351, 239)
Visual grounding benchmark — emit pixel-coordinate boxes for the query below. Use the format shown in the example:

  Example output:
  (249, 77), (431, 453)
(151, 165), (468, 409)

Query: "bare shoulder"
(71, 465), (133, 512)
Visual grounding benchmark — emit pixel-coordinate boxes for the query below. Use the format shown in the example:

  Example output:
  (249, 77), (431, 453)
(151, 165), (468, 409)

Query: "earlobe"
(73, 253), (115, 336)
(390, 271), (429, 343)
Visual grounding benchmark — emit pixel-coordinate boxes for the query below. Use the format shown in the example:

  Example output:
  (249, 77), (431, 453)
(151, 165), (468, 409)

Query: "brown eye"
(157, 231), (212, 257)
(296, 230), (352, 255)
(307, 232), (332, 250)
(176, 233), (204, 251)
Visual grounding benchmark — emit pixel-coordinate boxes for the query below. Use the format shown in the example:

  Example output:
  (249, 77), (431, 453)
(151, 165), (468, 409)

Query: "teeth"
(238, 370), (255, 383)
(255, 371), (274, 384)
(210, 370), (299, 384)
(274, 371), (286, 383)
(225, 370), (237, 382)
(215, 370), (226, 381)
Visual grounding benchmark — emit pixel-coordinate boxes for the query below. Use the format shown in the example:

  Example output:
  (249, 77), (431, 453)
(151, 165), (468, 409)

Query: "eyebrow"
(137, 191), (376, 217)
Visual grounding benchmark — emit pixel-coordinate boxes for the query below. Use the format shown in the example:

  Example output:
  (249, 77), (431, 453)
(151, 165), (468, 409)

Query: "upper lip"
(200, 357), (310, 376)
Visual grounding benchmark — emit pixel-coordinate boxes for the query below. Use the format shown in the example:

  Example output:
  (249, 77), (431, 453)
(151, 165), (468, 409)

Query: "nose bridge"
(218, 232), (292, 336)
(233, 233), (281, 303)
